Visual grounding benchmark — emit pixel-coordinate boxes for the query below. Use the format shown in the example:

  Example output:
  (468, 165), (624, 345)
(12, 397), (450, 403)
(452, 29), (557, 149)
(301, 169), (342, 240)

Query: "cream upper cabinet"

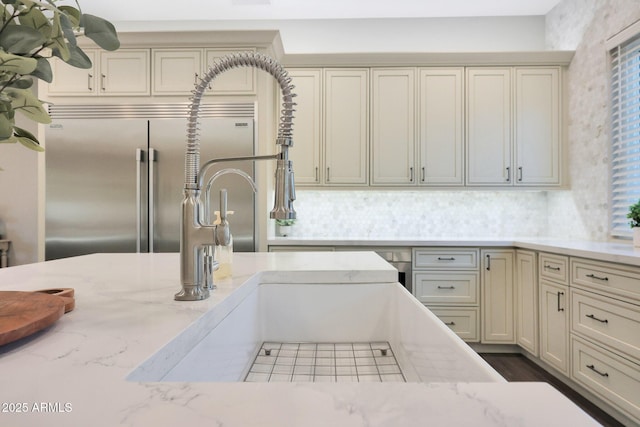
(99, 50), (150, 96)
(324, 69), (369, 185)
(287, 69), (322, 185)
(419, 68), (464, 186)
(152, 49), (201, 95)
(467, 67), (562, 186)
(516, 250), (538, 356)
(514, 67), (561, 185)
(47, 49), (150, 96)
(481, 249), (515, 344)
(152, 48), (256, 96)
(204, 49), (256, 95)
(466, 68), (512, 185)
(371, 68), (416, 185)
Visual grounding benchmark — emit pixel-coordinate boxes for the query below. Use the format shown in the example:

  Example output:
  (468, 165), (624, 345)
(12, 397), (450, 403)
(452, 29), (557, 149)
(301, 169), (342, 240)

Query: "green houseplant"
(0, 0), (118, 152)
(627, 200), (640, 247)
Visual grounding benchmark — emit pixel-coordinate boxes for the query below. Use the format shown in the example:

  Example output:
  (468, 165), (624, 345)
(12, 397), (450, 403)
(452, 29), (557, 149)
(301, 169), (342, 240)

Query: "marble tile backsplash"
(543, 0), (640, 241)
(287, 190), (548, 239)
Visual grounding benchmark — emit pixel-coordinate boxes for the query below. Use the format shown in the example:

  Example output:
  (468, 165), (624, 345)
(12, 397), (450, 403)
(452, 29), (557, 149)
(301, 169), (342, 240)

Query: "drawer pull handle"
(544, 265), (561, 271)
(557, 291), (564, 312)
(586, 273), (609, 281)
(586, 314), (608, 324)
(486, 254), (491, 271)
(444, 321), (456, 326)
(437, 257), (456, 261)
(437, 285), (456, 290)
(586, 364), (609, 377)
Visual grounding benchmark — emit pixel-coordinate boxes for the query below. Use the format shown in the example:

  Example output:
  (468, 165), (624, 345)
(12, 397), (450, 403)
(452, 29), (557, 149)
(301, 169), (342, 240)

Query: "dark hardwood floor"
(479, 353), (625, 427)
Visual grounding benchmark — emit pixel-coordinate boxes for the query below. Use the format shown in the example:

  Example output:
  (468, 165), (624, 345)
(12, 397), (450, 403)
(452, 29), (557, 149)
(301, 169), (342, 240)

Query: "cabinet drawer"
(414, 272), (479, 305)
(413, 248), (479, 270)
(571, 289), (640, 362)
(429, 307), (479, 342)
(539, 253), (569, 284)
(571, 336), (640, 422)
(572, 258), (640, 303)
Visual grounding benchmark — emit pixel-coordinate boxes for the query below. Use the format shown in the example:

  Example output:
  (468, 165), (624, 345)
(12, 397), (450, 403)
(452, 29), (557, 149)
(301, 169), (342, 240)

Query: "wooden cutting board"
(0, 291), (66, 346)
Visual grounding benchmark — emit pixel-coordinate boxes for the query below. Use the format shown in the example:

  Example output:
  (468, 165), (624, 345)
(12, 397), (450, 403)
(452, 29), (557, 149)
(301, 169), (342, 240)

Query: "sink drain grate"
(244, 342), (405, 383)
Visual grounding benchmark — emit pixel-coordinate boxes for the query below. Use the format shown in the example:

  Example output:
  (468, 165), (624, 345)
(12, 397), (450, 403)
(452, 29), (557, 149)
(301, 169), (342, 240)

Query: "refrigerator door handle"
(135, 148), (144, 253)
(149, 148), (157, 253)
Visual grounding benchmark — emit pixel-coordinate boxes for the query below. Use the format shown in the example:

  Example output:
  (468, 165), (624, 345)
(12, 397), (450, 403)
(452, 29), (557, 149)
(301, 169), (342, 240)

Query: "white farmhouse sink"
(128, 282), (504, 383)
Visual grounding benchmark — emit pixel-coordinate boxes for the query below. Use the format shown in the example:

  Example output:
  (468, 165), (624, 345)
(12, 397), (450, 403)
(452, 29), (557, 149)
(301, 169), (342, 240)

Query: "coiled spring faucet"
(176, 52), (296, 301)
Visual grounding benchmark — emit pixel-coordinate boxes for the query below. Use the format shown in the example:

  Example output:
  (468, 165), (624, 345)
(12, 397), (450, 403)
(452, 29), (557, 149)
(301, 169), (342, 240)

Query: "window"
(610, 31), (640, 237)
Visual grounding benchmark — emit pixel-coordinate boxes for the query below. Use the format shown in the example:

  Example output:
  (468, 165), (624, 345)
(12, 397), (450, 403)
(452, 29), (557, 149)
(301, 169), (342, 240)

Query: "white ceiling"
(77, 0), (563, 21)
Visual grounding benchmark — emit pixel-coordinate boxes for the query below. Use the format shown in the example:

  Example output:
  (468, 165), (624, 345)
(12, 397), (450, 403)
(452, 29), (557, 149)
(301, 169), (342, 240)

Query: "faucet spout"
(177, 52), (297, 301)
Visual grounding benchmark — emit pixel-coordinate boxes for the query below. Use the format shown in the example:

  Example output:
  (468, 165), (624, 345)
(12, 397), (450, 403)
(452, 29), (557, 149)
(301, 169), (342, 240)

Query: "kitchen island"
(0, 252), (597, 426)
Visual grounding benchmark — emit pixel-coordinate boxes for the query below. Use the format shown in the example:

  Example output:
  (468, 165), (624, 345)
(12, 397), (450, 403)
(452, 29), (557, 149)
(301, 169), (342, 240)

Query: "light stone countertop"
(0, 252), (598, 426)
(268, 236), (640, 266)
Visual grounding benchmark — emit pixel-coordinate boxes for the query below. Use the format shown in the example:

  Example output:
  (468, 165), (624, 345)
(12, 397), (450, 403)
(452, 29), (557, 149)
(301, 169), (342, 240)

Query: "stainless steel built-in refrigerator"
(45, 103), (256, 260)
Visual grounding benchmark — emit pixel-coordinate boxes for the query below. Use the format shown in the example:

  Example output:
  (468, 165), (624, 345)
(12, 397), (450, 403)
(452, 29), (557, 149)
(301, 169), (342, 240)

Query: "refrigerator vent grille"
(48, 103), (255, 119)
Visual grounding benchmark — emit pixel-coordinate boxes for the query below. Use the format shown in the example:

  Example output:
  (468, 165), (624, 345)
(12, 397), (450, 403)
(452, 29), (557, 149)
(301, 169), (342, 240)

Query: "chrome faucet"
(176, 52), (296, 301)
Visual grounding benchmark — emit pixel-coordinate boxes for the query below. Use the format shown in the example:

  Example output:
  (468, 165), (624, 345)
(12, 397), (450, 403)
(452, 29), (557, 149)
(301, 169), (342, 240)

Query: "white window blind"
(611, 32), (640, 237)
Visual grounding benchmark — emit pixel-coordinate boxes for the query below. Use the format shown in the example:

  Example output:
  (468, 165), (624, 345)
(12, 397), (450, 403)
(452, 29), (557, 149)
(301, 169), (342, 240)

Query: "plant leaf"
(13, 124), (43, 151)
(59, 5), (80, 27)
(59, 43), (91, 68)
(18, 4), (52, 39)
(49, 10), (69, 61)
(30, 56), (52, 82)
(0, 112), (14, 138)
(81, 14), (119, 51)
(0, 24), (45, 54)
(6, 87), (51, 124)
(7, 76), (33, 89)
(58, 12), (76, 47)
(0, 50), (37, 74)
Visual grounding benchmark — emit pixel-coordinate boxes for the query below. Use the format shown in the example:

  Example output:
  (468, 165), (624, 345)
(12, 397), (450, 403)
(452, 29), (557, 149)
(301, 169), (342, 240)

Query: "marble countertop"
(0, 252), (598, 426)
(268, 236), (640, 266)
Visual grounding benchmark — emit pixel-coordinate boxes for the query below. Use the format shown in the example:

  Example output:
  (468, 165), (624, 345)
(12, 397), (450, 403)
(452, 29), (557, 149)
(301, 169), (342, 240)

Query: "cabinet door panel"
(481, 249), (515, 343)
(204, 49), (255, 95)
(100, 50), (150, 96)
(152, 49), (201, 95)
(540, 280), (569, 375)
(47, 51), (98, 96)
(515, 68), (560, 185)
(324, 69), (369, 185)
(420, 68), (464, 185)
(371, 68), (415, 185)
(466, 68), (511, 185)
(516, 250), (538, 356)
(287, 69), (322, 185)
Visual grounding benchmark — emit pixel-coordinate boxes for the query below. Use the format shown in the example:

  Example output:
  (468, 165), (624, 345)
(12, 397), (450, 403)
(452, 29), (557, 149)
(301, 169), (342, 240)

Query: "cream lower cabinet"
(538, 253), (570, 375)
(413, 248), (480, 342)
(481, 249), (515, 343)
(539, 280), (570, 375)
(569, 257), (640, 423)
(516, 250), (538, 356)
